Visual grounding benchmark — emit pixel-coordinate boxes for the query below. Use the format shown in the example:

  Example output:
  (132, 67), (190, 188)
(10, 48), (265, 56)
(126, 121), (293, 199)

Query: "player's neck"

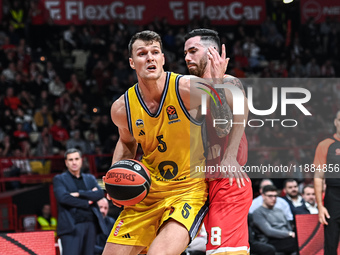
(201, 68), (211, 79)
(138, 72), (167, 102)
(335, 132), (340, 140)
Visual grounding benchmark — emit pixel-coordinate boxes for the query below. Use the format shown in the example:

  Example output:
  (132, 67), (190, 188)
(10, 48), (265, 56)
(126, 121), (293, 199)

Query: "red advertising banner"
(42, 0), (266, 26)
(301, 0), (340, 24)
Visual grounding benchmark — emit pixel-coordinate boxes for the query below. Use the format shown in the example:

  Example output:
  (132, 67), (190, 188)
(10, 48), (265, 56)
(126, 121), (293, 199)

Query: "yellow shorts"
(107, 184), (208, 252)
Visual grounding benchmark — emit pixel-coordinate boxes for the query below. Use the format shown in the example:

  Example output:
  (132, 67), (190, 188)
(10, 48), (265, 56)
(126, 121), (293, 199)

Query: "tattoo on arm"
(209, 77), (245, 138)
(210, 88), (232, 138)
(225, 77), (246, 95)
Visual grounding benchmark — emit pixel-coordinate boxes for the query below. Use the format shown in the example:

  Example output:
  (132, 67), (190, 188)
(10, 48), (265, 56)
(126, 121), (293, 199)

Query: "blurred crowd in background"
(0, 0), (339, 191)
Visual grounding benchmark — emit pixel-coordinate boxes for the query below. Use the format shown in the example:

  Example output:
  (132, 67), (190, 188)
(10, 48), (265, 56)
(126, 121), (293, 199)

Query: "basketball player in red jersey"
(184, 29), (252, 255)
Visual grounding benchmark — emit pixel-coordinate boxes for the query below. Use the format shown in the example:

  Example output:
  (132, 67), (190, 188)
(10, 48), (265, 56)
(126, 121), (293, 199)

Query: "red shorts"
(205, 178), (252, 255)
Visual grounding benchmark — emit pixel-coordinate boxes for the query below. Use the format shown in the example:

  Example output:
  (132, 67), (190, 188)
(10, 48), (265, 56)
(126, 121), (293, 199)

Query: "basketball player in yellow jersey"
(103, 30), (229, 255)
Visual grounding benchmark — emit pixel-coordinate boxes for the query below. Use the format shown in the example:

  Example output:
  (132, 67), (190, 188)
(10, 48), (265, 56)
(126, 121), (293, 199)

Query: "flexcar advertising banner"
(42, 0), (266, 25)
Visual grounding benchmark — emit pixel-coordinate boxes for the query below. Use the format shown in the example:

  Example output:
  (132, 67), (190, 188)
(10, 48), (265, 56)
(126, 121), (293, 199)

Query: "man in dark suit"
(282, 179), (303, 215)
(295, 184), (318, 215)
(95, 198), (116, 255)
(53, 148), (106, 255)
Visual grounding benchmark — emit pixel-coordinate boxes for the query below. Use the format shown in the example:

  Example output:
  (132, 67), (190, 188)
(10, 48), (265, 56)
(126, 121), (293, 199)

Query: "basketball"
(103, 159), (151, 206)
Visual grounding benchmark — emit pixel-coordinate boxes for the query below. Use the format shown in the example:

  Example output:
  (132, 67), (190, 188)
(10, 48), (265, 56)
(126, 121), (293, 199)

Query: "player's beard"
(188, 55), (208, 77)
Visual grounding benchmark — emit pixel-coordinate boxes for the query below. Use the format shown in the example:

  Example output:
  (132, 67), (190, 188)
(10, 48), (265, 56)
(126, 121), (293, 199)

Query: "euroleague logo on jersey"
(166, 105), (178, 120)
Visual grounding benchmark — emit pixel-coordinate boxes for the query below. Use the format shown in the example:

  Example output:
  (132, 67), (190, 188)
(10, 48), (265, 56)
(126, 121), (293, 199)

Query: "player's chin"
(145, 71), (161, 79)
(187, 66), (197, 73)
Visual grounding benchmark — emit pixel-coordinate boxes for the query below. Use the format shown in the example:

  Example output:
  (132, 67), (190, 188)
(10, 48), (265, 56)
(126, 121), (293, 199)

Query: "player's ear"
(129, 58), (135, 70)
(162, 53), (165, 66)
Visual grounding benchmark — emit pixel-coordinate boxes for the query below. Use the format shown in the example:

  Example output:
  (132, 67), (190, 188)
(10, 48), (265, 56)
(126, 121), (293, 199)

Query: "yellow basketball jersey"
(125, 72), (206, 192)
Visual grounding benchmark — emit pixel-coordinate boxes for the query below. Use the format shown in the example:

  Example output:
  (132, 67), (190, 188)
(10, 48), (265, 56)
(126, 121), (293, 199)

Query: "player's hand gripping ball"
(103, 159), (151, 206)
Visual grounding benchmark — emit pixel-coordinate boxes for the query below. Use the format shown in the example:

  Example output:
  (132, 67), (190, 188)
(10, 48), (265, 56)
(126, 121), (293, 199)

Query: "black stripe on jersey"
(124, 91), (133, 136)
(134, 72), (171, 118)
(175, 75), (203, 126)
(188, 198), (209, 242)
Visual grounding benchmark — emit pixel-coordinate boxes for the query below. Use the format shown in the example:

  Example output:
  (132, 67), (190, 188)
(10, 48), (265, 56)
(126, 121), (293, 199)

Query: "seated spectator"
(51, 104), (68, 126)
(305, 58), (321, 77)
(8, 147), (32, 189)
(35, 126), (54, 156)
(65, 73), (83, 96)
(66, 129), (89, 154)
(49, 119), (69, 150)
(35, 90), (52, 110)
(97, 115), (116, 145)
(94, 145), (111, 175)
(295, 184), (318, 215)
(14, 107), (35, 133)
(43, 61), (57, 83)
(85, 130), (100, 155)
(282, 179), (303, 214)
(4, 87), (22, 111)
(63, 25), (78, 51)
(248, 214), (275, 255)
(289, 58), (305, 77)
(55, 91), (72, 114)
(78, 103), (93, 132)
(321, 59), (335, 77)
(48, 75), (65, 99)
(249, 179), (294, 221)
(2, 62), (17, 82)
(95, 198), (115, 255)
(37, 204), (57, 235)
(33, 104), (54, 131)
(18, 90), (35, 112)
(13, 123), (29, 148)
(1, 108), (15, 134)
(253, 185), (298, 254)
(0, 135), (13, 157)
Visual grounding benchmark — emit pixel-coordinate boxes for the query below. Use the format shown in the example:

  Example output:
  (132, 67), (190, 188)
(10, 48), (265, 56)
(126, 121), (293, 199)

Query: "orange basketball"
(103, 159), (151, 206)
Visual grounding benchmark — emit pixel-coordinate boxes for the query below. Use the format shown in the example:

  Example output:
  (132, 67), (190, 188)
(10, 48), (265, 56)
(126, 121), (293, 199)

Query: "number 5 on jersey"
(157, 135), (167, 152)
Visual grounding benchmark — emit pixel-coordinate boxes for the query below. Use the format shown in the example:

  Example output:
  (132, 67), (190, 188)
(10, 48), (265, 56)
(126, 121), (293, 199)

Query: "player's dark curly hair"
(184, 28), (221, 52)
(128, 30), (163, 57)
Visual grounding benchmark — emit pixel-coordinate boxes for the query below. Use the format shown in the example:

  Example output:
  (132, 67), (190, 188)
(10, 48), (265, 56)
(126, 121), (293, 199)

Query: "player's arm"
(110, 95), (138, 165)
(313, 142), (329, 225)
(221, 77), (249, 187)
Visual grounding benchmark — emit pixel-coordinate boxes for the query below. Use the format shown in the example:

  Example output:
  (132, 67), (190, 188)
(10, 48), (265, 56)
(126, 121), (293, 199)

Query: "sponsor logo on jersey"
(114, 220), (124, 236)
(159, 161), (178, 180)
(138, 130), (145, 136)
(122, 233), (131, 238)
(166, 105), (178, 120)
(136, 119), (144, 128)
(336, 148), (340, 156)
